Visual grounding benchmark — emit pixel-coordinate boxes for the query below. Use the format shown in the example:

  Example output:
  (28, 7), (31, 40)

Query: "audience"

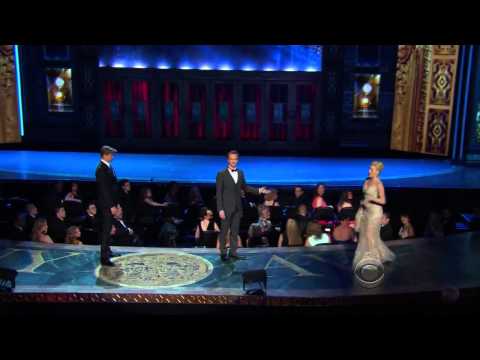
(25, 203), (38, 236)
(337, 191), (354, 212)
(247, 205), (283, 247)
(424, 211), (445, 239)
(284, 203), (309, 246)
(9, 212), (27, 241)
(118, 179), (135, 224)
(65, 226), (83, 245)
(264, 189), (280, 207)
(312, 183), (328, 209)
(305, 222), (330, 246)
(32, 218), (54, 244)
(332, 214), (355, 244)
(291, 186), (309, 209)
(137, 187), (167, 223)
(195, 207), (220, 247)
(164, 181), (180, 205)
(380, 211), (394, 241)
(112, 205), (141, 246)
(399, 213), (415, 239)
(65, 182), (83, 203)
(48, 205), (68, 243)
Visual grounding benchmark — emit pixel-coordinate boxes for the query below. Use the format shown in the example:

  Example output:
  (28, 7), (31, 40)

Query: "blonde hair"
(31, 218), (48, 241)
(65, 226), (82, 245)
(371, 161), (384, 174)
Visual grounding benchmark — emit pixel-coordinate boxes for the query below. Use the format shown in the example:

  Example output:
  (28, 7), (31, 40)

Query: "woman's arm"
(214, 222), (220, 232)
(145, 198), (167, 207)
(370, 180), (386, 206)
(194, 225), (200, 240)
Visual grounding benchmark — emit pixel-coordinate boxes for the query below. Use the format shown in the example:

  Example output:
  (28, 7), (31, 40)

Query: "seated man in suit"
(112, 205), (142, 247)
(48, 205), (68, 243)
(81, 201), (99, 245)
(380, 211), (394, 241)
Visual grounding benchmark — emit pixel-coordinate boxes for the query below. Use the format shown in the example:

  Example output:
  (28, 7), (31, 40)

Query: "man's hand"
(219, 210), (226, 220)
(259, 187), (270, 195)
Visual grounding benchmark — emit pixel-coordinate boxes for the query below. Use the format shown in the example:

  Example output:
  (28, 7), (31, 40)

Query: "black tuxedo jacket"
(216, 168), (258, 216)
(95, 161), (118, 209)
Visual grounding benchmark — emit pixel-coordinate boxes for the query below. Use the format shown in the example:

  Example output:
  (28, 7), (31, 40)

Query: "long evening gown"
(353, 182), (396, 270)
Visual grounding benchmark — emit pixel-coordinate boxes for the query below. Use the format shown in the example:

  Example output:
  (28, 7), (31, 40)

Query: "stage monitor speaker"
(242, 269), (267, 296)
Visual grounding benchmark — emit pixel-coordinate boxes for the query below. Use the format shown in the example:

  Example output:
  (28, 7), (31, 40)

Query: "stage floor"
(1, 232), (479, 305)
(0, 150), (478, 188)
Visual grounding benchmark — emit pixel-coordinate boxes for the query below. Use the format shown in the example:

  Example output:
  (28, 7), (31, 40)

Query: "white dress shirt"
(228, 168), (238, 184)
(101, 159), (111, 168)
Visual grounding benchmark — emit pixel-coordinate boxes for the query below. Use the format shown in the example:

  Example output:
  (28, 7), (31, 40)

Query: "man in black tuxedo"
(95, 145), (119, 266)
(216, 150), (269, 261)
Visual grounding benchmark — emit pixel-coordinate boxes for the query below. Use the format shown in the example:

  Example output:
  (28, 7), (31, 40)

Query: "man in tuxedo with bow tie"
(216, 150), (269, 261)
(95, 145), (119, 266)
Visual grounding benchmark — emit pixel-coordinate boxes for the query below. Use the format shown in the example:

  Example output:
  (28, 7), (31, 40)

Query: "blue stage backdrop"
(98, 45), (322, 72)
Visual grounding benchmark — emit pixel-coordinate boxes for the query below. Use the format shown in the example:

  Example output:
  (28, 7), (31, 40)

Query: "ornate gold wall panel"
(391, 45), (458, 156)
(0, 45), (21, 143)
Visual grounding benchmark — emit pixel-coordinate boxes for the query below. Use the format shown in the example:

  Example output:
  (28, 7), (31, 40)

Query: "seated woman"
(332, 215), (355, 244)
(247, 205), (283, 247)
(31, 218), (54, 244)
(195, 207), (220, 247)
(305, 222), (331, 246)
(137, 187), (167, 223)
(337, 191), (354, 213)
(65, 182), (83, 203)
(65, 226), (83, 245)
(263, 189), (280, 207)
(312, 183), (329, 209)
(399, 213), (416, 239)
(282, 203), (309, 247)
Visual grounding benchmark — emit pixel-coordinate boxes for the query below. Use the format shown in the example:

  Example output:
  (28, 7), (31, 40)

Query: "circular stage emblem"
(96, 251), (214, 289)
(354, 254), (385, 288)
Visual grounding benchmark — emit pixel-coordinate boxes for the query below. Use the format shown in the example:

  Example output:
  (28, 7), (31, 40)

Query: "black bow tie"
(229, 168), (237, 172)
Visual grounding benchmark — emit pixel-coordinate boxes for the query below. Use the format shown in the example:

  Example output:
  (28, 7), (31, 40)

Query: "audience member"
(65, 226), (83, 245)
(312, 183), (328, 209)
(305, 222), (330, 246)
(291, 186), (309, 209)
(263, 189), (280, 207)
(332, 214), (355, 244)
(284, 203), (309, 246)
(9, 212), (27, 241)
(25, 203), (38, 237)
(337, 191), (354, 212)
(118, 179), (135, 224)
(65, 182), (83, 203)
(380, 211), (394, 241)
(48, 205), (68, 243)
(112, 205), (141, 246)
(164, 181), (180, 205)
(247, 205), (283, 247)
(399, 213), (415, 239)
(195, 207), (220, 247)
(32, 218), (54, 244)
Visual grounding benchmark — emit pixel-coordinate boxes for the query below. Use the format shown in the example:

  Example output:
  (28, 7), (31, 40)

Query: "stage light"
(55, 77), (64, 88)
(305, 67), (318, 72)
(284, 67), (297, 72)
(219, 64), (232, 71)
(113, 62), (125, 68)
(242, 65), (255, 71)
(133, 62), (146, 69)
(362, 83), (373, 94)
(99, 61), (105, 67)
(264, 67), (275, 72)
(13, 45), (24, 136)
(180, 63), (192, 70)
(157, 63), (170, 69)
(200, 64), (212, 71)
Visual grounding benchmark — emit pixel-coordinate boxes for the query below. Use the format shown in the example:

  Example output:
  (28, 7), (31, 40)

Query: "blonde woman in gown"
(353, 161), (395, 270)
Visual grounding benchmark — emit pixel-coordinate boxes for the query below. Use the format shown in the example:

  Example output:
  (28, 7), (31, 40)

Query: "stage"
(1, 232), (480, 306)
(0, 150), (478, 188)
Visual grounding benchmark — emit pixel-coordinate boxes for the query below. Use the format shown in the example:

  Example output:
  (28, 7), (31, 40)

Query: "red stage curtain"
(162, 81), (180, 138)
(214, 84), (233, 140)
(131, 80), (152, 138)
(102, 80), (124, 138)
(295, 84), (316, 141)
(240, 84), (261, 141)
(269, 85), (288, 141)
(187, 84), (206, 139)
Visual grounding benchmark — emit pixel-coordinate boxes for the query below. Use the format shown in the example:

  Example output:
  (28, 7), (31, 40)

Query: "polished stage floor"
(0, 150), (478, 188)
(1, 232), (479, 305)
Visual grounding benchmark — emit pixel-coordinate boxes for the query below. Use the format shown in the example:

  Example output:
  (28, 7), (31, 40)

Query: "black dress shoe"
(101, 258), (115, 267)
(220, 254), (229, 262)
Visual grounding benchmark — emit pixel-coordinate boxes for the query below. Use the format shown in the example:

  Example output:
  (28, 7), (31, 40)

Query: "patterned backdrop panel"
(426, 109), (449, 155)
(433, 45), (458, 56)
(430, 59), (455, 106)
